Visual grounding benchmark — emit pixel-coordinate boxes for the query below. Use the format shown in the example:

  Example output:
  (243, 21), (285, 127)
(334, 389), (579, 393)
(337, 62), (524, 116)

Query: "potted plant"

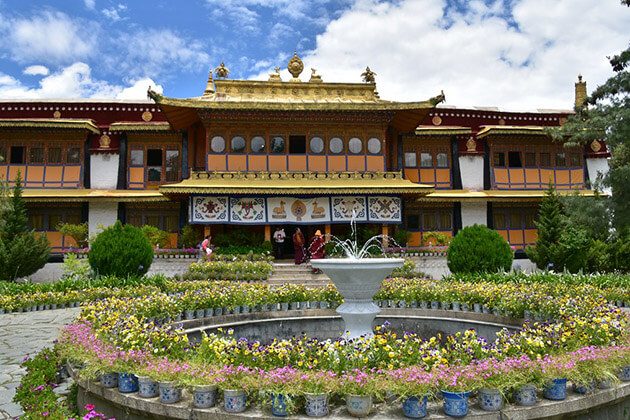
(259, 367), (300, 417)
(298, 370), (338, 417)
(218, 365), (254, 414)
(436, 365), (476, 418)
(386, 367), (434, 419)
(339, 369), (382, 418)
(180, 367), (219, 409)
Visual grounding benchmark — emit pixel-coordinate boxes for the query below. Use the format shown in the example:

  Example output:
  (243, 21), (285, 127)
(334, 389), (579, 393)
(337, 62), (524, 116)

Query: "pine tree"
(0, 173), (50, 281)
(527, 184), (566, 269)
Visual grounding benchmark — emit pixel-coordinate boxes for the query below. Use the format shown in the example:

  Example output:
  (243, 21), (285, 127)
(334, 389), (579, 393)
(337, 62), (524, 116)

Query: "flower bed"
(181, 261), (273, 282)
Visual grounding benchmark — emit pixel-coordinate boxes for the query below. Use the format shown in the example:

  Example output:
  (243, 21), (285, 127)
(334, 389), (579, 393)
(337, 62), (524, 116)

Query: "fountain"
(310, 213), (403, 339)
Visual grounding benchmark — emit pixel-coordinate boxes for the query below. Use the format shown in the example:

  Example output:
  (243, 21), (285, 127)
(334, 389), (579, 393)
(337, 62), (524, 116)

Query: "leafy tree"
(0, 173), (50, 281)
(560, 190), (611, 242)
(57, 222), (89, 248)
(447, 224), (513, 273)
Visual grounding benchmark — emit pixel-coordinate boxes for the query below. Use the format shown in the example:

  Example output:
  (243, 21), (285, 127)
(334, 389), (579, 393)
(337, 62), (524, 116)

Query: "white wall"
(90, 153), (119, 190)
(89, 202), (118, 237)
(461, 202), (487, 227)
(458, 155), (484, 190)
(586, 157), (611, 194)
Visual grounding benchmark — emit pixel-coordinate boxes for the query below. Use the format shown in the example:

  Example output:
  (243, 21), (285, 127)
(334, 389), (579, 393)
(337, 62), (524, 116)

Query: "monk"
(309, 230), (325, 273)
(293, 228), (305, 265)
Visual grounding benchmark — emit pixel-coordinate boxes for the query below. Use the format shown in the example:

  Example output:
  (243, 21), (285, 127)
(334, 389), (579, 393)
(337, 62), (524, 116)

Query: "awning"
(0, 118), (100, 134)
(414, 126), (472, 136)
(160, 171), (434, 196)
(20, 189), (168, 202)
(419, 189), (602, 202)
(109, 121), (173, 132)
(476, 125), (546, 139)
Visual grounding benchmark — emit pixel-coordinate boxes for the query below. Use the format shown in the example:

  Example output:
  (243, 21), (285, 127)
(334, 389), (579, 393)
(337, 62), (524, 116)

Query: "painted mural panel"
(229, 197), (266, 223)
(191, 196), (228, 223)
(267, 197), (330, 223)
(331, 196), (367, 222)
(368, 196), (402, 222)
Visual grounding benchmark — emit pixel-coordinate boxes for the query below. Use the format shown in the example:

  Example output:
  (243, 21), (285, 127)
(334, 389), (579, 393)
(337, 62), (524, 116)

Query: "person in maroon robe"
(309, 230), (325, 273)
(293, 228), (305, 264)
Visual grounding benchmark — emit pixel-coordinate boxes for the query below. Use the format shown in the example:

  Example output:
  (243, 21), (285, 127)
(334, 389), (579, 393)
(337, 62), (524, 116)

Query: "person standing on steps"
(309, 229), (325, 273)
(273, 227), (286, 259)
(293, 228), (305, 265)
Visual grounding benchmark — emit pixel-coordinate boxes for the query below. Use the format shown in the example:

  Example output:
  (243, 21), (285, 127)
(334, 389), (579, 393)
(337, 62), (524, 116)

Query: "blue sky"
(0, 0), (628, 110)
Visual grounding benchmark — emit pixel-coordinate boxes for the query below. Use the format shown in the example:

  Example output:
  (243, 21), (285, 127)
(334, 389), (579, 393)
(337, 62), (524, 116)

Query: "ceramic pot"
(280, 303), (289, 311)
(101, 372), (118, 388)
(409, 301), (418, 308)
(402, 395), (428, 418)
(346, 394), (372, 417)
(184, 309), (195, 320)
(461, 303), (469, 312)
(304, 393), (328, 417)
(452, 302), (461, 311)
(242, 305), (250, 313)
(514, 384), (537, 406)
(232, 306), (241, 314)
(289, 302), (299, 310)
(214, 307), (223, 316)
(205, 308), (213, 317)
(440, 301), (450, 310)
(137, 376), (159, 398)
(473, 303), (482, 313)
(543, 378), (567, 401)
(224, 389), (247, 413)
(309, 301), (319, 309)
(319, 301), (329, 309)
(419, 301), (428, 309)
(597, 379), (614, 389)
(430, 301), (439, 310)
(572, 382), (595, 395)
(398, 300), (407, 308)
(478, 388), (503, 411)
(270, 393), (289, 417)
(618, 365), (630, 381)
(441, 390), (470, 417)
(193, 384), (217, 408)
(159, 381), (182, 404)
(117, 373), (138, 393)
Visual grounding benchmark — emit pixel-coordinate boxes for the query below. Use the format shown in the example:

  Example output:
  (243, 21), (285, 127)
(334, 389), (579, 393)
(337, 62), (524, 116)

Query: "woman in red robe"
(293, 228), (305, 264)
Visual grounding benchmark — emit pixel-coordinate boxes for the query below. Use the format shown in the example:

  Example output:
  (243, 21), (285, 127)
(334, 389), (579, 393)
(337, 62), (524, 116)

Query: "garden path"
(0, 308), (80, 419)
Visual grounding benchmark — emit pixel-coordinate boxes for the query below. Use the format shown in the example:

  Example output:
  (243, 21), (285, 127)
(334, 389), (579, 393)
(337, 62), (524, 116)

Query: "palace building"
(0, 54), (610, 256)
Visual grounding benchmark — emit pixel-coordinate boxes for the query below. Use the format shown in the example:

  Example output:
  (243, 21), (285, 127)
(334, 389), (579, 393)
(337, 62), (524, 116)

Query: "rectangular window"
(510, 212), (522, 229)
(49, 214), (63, 231)
(65, 214), (81, 225)
(165, 150), (179, 182)
(147, 149), (163, 182)
(145, 215), (160, 228)
(165, 215), (179, 232)
(29, 147), (44, 164)
(556, 153), (566, 167)
(406, 214), (419, 230)
(66, 148), (81, 164)
(436, 152), (448, 168)
(29, 214), (45, 231)
(48, 147), (62, 164)
(0, 146), (6, 163)
(493, 152), (505, 167)
(439, 211), (452, 230)
(130, 149), (144, 166)
(524, 152), (536, 167)
(420, 152), (433, 168)
(524, 211), (536, 229)
(422, 212), (437, 231)
(404, 152), (417, 167)
(540, 152), (550, 167)
(508, 151), (522, 168)
(569, 153), (581, 167)
(289, 135), (306, 154)
(493, 212), (506, 229)
(10, 146), (25, 164)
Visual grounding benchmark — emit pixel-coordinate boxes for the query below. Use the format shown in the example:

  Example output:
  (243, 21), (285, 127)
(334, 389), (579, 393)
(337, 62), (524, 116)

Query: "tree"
(560, 190), (611, 242)
(527, 185), (566, 270)
(0, 173), (50, 281)
(88, 221), (153, 277)
(447, 224), (513, 273)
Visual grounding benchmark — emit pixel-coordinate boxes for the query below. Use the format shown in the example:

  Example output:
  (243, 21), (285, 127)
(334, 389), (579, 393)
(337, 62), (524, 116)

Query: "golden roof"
(476, 125), (546, 139)
(419, 189), (600, 202)
(415, 126), (472, 136)
(0, 118), (100, 134)
(20, 189), (168, 202)
(109, 121), (172, 132)
(159, 171), (434, 195)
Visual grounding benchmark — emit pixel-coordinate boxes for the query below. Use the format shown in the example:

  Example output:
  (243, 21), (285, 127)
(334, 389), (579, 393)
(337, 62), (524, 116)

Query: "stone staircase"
(267, 261), (331, 287)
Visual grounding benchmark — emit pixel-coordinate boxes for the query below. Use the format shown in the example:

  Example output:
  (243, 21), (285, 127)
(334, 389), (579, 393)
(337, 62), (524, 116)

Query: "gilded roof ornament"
(361, 67), (376, 83)
(309, 68), (323, 83)
(268, 66), (282, 82)
(203, 68), (215, 95)
(429, 90), (446, 106)
(287, 52), (304, 80)
(215, 62), (230, 79)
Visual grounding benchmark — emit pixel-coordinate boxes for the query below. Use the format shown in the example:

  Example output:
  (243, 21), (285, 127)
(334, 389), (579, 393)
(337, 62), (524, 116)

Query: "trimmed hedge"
(447, 224), (513, 273)
(88, 221), (153, 277)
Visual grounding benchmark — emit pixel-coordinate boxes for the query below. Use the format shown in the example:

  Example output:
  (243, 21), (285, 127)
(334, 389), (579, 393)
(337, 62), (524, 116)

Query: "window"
(406, 214), (419, 230)
(210, 136), (225, 153)
(251, 136), (265, 153)
(404, 152), (417, 167)
(48, 147), (62, 164)
(130, 149), (144, 166)
(270, 136), (285, 153)
(493, 213), (506, 229)
(540, 152), (550, 167)
(524, 212), (536, 229)
(67, 148), (81, 164)
(510, 212), (522, 229)
(165, 150), (179, 182)
(309, 136), (324, 154)
(556, 152), (566, 167)
(348, 137), (362, 154)
(440, 212), (452, 230)
(493, 152), (505, 167)
(147, 149), (162, 182)
(436, 152), (448, 168)
(29, 147), (44, 164)
(10, 146), (25, 164)
(422, 213), (437, 231)
(524, 152), (536, 167)
(231, 136), (246, 153)
(329, 137), (343, 154)
(0, 146), (5, 163)
(49, 214), (63, 231)
(367, 137), (381, 154)
(289, 135), (306, 154)
(29, 214), (45, 231)
(420, 152), (432, 168)
(569, 153), (581, 167)
(508, 151), (522, 168)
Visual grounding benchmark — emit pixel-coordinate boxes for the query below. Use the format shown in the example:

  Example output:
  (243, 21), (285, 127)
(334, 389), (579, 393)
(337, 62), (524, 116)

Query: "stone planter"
(618, 365), (630, 381)
(224, 389), (247, 413)
(101, 372), (118, 388)
(270, 393), (289, 417)
(193, 384), (217, 408)
(304, 392), (328, 417)
(159, 381), (182, 404)
(441, 390), (470, 417)
(117, 373), (139, 393)
(137, 376), (159, 398)
(346, 394), (372, 417)
(402, 395), (428, 418)
(514, 384), (537, 406)
(478, 388), (503, 411)
(543, 378), (567, 400)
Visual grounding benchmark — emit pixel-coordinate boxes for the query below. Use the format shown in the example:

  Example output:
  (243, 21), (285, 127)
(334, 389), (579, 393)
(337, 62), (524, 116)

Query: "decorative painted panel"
(190, 196), (228, 223)
(331, 196), (367, 222)
(267, 197), (330, 223)
(368, 196), (401, 222)
(230, 197), (265, 223)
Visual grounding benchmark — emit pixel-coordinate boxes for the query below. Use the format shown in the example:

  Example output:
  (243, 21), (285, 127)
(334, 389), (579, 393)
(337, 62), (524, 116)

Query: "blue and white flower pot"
(195, 309), (205, 318)
(214, 307), (223, 316)
(618, 365), (630, 381)
(193, 384), (217, 408)
(346, 394), (372, 417)
(514, 384), (537, 406)
(478, 388), (503, 411)
(101, 372), (118, 388)
(543, 378), (567, 401)
(118, 373), (138, 393)
(270, 393), (289, 417)
(573, 382), (595, 395)
(430, 301), (440, 310)
(441, 390), (470, 417)
(159, 381), (182, 404)
(224, 389), (247, 413)
(304, 393), (328, 417)
(402, 395), (428, 418)
(137, 376), (159, 398)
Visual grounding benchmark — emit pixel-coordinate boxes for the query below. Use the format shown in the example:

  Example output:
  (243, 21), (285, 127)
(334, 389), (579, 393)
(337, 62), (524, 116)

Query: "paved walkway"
(0, 308), (80, 419)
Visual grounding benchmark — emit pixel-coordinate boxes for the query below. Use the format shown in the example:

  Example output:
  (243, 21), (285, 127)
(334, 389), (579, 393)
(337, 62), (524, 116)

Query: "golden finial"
(268, 66), (282, 82)
(309, 67), (322, 83)
(361, 66), (376, 83)
(287, 52), (304, 80)
(214, 62), (230, 78)
(203, 68), (214, 95)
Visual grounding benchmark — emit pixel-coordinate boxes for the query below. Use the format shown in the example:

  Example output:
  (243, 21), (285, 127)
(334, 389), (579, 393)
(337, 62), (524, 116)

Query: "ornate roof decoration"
(215, 62), (230, 79)
(109, 121), (172, 132)
(309, 68), (322, 83)
(287, 52), (304, 80)
(268, 66), (282, 82)
(203, 69), (214, 96)
(429, 90), (446, 106)
(476, 125), (547, 139)
(0, 118), (100, 134)
(414, 126), (472, 136)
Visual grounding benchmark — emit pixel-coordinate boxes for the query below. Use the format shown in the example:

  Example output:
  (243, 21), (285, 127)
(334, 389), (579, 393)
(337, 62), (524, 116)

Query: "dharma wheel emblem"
(215, 62), (230, 78)
(287, 53), (304, 79)
(142, 111), (153, 122)
(466, 137), (477, 152)
(99, 134), (111, 149)
(590, 140), (602, 152)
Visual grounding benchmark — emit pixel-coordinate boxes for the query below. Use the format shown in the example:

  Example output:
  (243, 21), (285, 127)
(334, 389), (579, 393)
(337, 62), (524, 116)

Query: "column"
(324, 224), (331, 242)
(264, 225), (271, 242)
(381, 225), (389, 248)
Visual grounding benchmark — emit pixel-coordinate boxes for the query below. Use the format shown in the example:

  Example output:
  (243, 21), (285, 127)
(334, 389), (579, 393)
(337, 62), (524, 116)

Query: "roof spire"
(203, 68), (214, 96)
(575, 74), (587, 109)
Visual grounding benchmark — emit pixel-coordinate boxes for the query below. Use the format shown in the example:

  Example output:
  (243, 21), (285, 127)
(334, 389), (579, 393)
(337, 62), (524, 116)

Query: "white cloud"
(295, 0), (630, 110)
(115, 78), (163, 100)
(84, 0), (96, 10)
(0, 11), (97, 64)
(23, 65), (50, 76)
(102, 4), (127, 22)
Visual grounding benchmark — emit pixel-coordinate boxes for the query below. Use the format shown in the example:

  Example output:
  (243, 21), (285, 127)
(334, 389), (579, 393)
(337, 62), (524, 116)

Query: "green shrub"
(392, 229), (409, 247)
(88, 221), (153, 277)
(422, 231), (451, 246)
(214, 227), (263, 248)
(179, 224), (202, 248)
(609, 234), (630, 272)
(57, 222), (88, 248)
(214, 245), (271, 255)
(140, 225), (170, 248)
(447, 224), (513, 274)
(390, 259), (425, 278)
(261, 240), (273, 253)
(61, 254), (91, 281)
(183, 260), (272, 281)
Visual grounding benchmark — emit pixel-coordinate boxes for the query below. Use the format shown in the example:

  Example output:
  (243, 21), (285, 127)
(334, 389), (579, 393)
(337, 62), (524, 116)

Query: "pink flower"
(84, 404), (95, 411)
